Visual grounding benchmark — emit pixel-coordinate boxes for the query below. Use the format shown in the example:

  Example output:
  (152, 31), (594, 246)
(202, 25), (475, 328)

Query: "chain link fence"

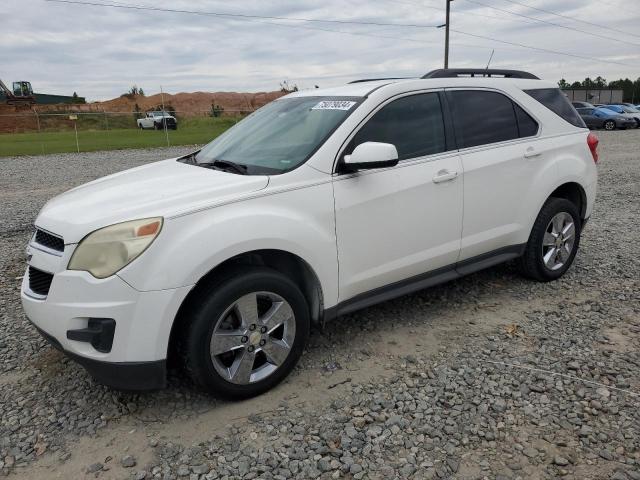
(0, 109), (254, 157)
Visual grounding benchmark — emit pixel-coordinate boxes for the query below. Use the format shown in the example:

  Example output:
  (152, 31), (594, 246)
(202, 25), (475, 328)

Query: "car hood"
(35, 158), (269, 243)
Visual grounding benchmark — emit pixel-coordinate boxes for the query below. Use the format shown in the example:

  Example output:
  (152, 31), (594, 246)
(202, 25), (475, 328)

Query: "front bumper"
(33, 325), (166, 390)
(21, 237), (193, 391)
(617, 119), (637, 129)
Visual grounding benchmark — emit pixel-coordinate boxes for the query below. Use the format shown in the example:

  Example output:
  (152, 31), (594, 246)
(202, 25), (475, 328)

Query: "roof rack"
(422, 68), (539, 80)
(348, 77), (412, 84)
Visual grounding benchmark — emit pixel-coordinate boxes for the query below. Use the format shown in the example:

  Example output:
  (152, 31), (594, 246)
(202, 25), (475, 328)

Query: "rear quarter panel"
(526, 130), (597, 234)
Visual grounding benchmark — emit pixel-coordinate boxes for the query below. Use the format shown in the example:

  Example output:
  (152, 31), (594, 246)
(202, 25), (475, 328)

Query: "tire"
(178, 267), (310, 399)
(518, 198), (581, 282)
(154, 122), (161, 130)
(138, 124), (144, 130)
(603, 120), (615, 131)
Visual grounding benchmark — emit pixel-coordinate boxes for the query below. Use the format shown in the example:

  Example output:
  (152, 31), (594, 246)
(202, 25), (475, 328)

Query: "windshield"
(195, 96), (361, 174)
(152, 112), (170, 117)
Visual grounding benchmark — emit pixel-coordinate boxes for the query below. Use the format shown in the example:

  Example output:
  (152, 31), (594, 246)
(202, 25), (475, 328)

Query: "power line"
(44, 0), (635, 68)
(450, 29), (631, 66)
(458, 0), (640, 48)
(499, 0), (640, 39)
(44, 0), (442, 28)
(386, 0), (541, 26)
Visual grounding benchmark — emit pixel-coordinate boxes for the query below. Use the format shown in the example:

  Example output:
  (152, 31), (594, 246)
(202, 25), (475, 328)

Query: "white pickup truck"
(137, 111), (177, 130)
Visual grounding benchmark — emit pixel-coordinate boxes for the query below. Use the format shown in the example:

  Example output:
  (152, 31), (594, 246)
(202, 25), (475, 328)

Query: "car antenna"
(485, 49), (495, 72)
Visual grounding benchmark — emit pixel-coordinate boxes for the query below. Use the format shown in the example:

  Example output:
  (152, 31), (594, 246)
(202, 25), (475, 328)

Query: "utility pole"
(444, 0), (452, 69)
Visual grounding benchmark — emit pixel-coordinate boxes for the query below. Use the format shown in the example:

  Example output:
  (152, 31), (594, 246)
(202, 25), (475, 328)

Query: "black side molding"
(324, 244), (525, 323)
(455, 244), (525, 276)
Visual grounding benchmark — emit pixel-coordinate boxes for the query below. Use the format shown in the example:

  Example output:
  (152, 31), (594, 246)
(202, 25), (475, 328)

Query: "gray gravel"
(0, 132), (639, 479)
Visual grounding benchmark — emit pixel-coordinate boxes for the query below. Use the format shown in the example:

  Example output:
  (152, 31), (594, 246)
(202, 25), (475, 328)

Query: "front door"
(333, 92), (463, 302)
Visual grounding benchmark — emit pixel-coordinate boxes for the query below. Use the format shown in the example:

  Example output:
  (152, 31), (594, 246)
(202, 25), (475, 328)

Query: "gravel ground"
(0, 132), (638, 480)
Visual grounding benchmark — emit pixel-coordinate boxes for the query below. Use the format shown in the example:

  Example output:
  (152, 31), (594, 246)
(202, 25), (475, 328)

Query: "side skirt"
(323, 244), (525, 323)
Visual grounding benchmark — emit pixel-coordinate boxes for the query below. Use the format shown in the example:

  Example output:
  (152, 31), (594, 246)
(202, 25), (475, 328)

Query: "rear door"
(446, 89), (542, 261)
(333, 91), (463, 301)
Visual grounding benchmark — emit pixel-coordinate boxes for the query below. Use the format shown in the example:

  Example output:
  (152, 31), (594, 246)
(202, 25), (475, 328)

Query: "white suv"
(22, 69), (598, 398)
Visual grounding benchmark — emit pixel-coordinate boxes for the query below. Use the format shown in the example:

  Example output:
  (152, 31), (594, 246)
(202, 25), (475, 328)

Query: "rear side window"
(347, 92), (446, 160)
(524, 88), (586, 128)
(447, 90), (520, 148)
(514, 103), (539, 137)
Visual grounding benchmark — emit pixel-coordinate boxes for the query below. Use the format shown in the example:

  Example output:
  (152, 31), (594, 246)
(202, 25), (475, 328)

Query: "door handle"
(432, 169), (458, 183)
(524, 147), (542, 159)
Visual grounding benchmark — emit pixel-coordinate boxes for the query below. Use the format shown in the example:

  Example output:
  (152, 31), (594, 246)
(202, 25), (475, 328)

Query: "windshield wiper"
(179, 152), (198, 164)
(201, 159), (248, 175)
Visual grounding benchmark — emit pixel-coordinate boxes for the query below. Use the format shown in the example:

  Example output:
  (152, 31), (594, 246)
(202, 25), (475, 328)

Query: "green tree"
(279, 80), (298, 93)
(608, 78), (635, 102)
(593, 76), (607, 88)
(558, 79), (570, 89)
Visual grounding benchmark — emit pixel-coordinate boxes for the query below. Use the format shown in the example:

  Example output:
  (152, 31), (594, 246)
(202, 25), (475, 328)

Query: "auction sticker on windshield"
(312, 100), (356, 110)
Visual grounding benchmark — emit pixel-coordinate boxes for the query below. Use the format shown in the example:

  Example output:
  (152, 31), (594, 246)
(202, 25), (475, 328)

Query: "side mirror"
(341, 142), (399, 172)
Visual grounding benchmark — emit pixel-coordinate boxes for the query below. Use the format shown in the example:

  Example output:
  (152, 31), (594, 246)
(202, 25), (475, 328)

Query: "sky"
(3, 0), (639, 101)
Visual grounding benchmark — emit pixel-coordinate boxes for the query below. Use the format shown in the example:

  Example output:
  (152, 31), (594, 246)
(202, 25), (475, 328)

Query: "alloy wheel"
(209, 292), (296, 385)
(541, 212), (576, 271)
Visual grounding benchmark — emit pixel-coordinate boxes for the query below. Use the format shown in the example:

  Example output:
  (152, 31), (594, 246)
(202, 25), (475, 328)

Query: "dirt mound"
(0, 105), (39, 133)
(97, 90), (285, 115)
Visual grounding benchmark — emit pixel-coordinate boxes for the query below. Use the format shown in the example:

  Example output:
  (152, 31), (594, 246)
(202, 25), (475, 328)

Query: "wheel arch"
(167, 249), (324, 364)
(548, 182), (587, 220)
(523, 180), (589, 247)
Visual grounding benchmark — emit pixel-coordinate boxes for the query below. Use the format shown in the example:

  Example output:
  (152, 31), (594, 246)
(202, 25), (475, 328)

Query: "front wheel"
(179, 268), (310, 398)
(518, 198), (581, 282)
(603, 120), (616, 131)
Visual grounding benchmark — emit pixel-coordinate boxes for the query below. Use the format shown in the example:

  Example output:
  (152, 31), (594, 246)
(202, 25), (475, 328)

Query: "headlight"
(68, 217), (163, 278)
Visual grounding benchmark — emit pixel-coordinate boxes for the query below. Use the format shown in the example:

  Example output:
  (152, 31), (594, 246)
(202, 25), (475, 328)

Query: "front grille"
(34, 229), (64, 252)
(28, 266), (54, 296)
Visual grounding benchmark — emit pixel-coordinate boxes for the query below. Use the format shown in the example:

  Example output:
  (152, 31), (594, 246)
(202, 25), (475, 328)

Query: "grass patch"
(0, 117), (239, 157)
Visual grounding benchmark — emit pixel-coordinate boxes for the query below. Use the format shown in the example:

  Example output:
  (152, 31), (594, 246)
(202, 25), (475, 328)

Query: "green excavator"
(0, 78), (35, 105)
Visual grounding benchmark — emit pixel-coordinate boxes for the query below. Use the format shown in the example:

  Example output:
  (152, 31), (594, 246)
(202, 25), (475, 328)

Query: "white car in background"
(22, 68), (598, 398)
(137, 111), (177, 130)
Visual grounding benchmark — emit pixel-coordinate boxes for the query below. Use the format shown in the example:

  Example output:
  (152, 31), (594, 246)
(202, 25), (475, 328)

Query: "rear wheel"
(518, 198), (581, 282)
(178, 267), (310, 398)
(604, 120), (615, 130)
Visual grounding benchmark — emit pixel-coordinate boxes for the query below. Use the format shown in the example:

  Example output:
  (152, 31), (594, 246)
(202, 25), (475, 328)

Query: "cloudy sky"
(3, 0), (639, 100)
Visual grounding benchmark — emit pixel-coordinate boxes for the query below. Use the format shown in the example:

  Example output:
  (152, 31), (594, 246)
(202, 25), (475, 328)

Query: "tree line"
(558, 77), (640, 103)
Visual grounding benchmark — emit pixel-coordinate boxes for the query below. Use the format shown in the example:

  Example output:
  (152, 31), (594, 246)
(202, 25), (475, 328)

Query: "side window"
(346, 93), (446, 160)
(524, 88), (586, 128)
(447, 90), (519, 148)
(514, 103), (539, 137)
